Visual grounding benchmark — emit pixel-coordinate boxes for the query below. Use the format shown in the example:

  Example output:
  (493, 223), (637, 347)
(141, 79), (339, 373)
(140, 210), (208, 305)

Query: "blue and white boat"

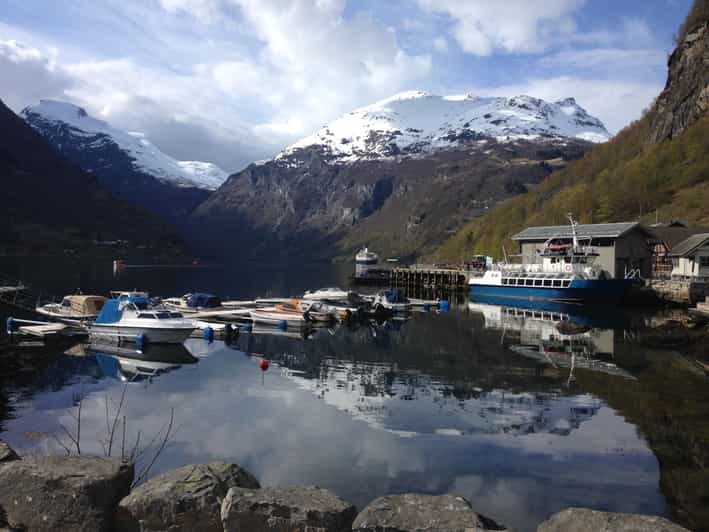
(469, 216), (634, 303)
(90, 295), (195, 344)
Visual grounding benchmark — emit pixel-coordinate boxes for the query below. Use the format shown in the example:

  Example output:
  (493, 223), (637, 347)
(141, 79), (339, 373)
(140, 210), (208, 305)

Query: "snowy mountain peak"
(22, 100), (228, 190)
(281, 91), (611, 163)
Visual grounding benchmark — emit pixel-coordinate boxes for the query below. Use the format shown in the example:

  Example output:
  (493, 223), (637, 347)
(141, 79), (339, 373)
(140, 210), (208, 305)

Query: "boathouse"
(645, 222), (709, 277)
(511, 222), (652, 279)
(668, 233), (709, 279)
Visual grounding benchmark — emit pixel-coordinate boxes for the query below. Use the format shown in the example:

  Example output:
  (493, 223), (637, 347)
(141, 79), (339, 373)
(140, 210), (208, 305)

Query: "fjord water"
(1, 258), (708, 531)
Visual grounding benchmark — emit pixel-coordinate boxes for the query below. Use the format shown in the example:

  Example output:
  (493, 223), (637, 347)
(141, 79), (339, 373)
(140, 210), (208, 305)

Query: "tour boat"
(372, 290), (411, 312)
(36, 295), (107, 321)
(89, 296), (195, 344)
(355, 247), (379, 265)
(468, 215), (634, 303)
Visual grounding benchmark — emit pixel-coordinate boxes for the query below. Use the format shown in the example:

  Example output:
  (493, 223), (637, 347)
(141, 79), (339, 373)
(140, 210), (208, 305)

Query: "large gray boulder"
(221, 486), (357, 532)
(537, 508), (690, 532)
(0, 442), (18, 463)
(0, 455), (133, 532)
(116, 461), (260, 532)
(352, 493), (508, 532)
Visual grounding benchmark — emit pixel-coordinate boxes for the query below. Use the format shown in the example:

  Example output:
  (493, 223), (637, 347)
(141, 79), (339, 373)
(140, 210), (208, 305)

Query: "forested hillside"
(436, 0), (709, 260)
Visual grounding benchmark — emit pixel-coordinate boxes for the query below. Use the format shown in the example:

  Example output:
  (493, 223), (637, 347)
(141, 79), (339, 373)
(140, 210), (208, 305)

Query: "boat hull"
(469, 279), (633, 303)
(89, 324), (194, 344)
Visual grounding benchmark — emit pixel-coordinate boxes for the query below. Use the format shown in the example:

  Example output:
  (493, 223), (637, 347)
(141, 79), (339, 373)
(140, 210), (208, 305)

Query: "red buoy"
(259, 358), (269, 371)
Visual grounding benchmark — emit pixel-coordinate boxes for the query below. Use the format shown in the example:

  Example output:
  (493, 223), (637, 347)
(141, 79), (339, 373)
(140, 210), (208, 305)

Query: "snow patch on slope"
(281, 91), (611, 163)
(21, 100), (227, 190)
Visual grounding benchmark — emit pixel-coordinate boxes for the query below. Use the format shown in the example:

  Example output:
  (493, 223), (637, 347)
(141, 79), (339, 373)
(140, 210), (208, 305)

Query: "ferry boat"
(355, 247), (379, 266)
(469, 215), (634, 303)
(89, 295), (195, 344)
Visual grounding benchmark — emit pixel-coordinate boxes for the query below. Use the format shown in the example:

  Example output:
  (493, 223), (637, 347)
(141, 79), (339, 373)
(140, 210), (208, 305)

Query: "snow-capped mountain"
(281, 91), (610, 163)
(21, 100), (227, 190)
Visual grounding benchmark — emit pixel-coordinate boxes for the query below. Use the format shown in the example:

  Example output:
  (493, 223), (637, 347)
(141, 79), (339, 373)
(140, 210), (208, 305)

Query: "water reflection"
(0, 304), (671, 532)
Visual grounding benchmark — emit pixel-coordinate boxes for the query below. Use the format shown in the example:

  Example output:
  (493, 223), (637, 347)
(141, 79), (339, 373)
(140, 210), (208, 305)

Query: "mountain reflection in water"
(0, 297), (690, 532)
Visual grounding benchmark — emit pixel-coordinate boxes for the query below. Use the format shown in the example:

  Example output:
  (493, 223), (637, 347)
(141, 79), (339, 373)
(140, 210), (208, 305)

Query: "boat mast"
(567, 213), (579, 252)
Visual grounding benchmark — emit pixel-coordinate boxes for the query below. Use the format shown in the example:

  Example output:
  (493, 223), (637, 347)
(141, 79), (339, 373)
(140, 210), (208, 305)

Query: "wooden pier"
(391, 266), (471, 291)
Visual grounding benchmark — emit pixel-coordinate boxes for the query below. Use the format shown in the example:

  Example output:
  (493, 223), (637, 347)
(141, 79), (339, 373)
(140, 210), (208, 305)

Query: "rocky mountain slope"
(193, 93), (608, 259)
(22, 100), (227, 222)
(436, 0), (709, 260)
(0, 98), (183, 255)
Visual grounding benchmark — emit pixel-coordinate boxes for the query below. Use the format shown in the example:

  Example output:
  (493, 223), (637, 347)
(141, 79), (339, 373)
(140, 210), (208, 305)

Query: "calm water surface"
(1, 257), (708, 532)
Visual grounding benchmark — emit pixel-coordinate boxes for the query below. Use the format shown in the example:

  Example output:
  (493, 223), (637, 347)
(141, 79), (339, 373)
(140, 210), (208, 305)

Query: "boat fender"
(439, 300), (450, 312)
(242, 323), (253, 333)
(204, 326), (214, 343)
(423, 303), (430, 312)
(259, 358), (269, 371)
(6, 317), (14, 335)
(277, 319), (288, 330)
(135, 333), (146, 350)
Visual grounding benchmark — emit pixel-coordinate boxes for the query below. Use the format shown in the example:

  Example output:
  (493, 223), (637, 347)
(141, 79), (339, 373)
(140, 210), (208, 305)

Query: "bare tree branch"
(133, 408), (175, 487)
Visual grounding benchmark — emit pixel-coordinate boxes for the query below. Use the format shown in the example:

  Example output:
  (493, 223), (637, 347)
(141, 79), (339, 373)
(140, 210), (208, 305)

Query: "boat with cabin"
(36, 295), (107, 321)
(468, 215), (634, 303)
(302, 287), (351, 302)
(163, 293), (225, 314)
(89, 295), (195, 344)
(372, 290), (411, 312)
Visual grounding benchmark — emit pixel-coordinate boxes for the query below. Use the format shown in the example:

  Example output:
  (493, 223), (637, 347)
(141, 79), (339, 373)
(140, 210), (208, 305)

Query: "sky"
(0, 0), (693, 173)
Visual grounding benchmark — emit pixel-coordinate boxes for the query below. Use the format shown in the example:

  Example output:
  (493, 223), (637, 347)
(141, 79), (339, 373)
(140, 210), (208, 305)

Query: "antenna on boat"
(502, 245), (508, 264)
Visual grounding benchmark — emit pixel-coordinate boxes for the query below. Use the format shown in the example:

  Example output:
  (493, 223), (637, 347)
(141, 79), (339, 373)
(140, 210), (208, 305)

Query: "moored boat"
(372, 289), (411, 312)
(89, 296), (195, 344)
(163, 293), (225, 314)
(36, 295), (107, 321)
(303, 287), (351, 302)
(469, 215), (634, 303)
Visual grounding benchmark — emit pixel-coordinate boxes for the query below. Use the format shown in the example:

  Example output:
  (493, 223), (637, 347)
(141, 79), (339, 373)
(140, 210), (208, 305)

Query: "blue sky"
(0, 0), (693, 171)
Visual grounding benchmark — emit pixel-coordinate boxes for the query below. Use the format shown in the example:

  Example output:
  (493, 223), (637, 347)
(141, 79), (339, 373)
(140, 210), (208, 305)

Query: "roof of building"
(646, 225), (709, 248)
(512, 222), (640, 241)
(669, 233), (709, 257)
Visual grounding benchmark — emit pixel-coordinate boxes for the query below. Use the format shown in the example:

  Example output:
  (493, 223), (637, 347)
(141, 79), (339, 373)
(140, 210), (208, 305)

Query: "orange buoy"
(259, 358), (269, 371)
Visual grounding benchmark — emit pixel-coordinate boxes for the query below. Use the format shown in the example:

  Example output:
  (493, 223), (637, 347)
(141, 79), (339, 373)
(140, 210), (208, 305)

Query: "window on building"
(700, 256), (709, 268)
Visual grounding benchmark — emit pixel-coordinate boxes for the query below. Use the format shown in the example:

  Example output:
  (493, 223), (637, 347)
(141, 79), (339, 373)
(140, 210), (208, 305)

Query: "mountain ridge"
(193, 92), (607, 259)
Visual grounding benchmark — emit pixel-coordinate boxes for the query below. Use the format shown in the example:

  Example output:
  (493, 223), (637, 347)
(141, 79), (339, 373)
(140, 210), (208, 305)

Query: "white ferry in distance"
(469, 215), (634, 303)
(355, 246), (379, 265)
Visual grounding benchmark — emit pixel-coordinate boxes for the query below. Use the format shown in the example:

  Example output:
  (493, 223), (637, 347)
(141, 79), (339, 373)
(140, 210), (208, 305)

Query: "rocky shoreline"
(0, 442), (691, 532)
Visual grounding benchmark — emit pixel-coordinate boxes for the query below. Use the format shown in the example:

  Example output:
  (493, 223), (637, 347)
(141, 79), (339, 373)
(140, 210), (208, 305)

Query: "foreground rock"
(116, 461), (260, 532)
(352, 494), (507, 532)
(221, 486), (357, 532)
(537, 508), (690, 532)
(0, 441), (18, 463)
(0, 455), (133, 531)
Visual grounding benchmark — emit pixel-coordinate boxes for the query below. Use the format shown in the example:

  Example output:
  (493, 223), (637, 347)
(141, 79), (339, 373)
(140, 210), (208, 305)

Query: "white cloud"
(433, 36), (448, 52)
(417, 0), (585, 55)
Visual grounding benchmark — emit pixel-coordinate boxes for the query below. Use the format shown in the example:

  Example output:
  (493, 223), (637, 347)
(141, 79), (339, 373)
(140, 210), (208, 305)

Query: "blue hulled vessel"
(469, 215), (634, 303)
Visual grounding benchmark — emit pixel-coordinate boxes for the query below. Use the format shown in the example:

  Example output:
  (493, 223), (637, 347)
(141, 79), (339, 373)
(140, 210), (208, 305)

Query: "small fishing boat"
(36, 295), (107, 321)
(372, 290), (411, 312)
(163, 293), (225, 314)
(89, 296), (195, 344)
(249, 299), (309, 327)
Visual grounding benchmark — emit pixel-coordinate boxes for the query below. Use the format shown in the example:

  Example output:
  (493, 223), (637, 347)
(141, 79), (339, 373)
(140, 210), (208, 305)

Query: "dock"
(391, 266), (474, 291)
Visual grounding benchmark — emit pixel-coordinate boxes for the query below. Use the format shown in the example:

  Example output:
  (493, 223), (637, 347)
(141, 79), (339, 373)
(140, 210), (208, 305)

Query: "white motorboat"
(372, 290), (411, 313)
(89, 295), (195, 344)
(302, 287), (351, 302)
(36, 295), (107, 321)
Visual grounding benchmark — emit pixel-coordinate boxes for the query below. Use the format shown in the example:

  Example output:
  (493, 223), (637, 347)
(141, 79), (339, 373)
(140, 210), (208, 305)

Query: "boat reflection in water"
(468, 295), (635, 382)
(88, 342), (199, 382)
